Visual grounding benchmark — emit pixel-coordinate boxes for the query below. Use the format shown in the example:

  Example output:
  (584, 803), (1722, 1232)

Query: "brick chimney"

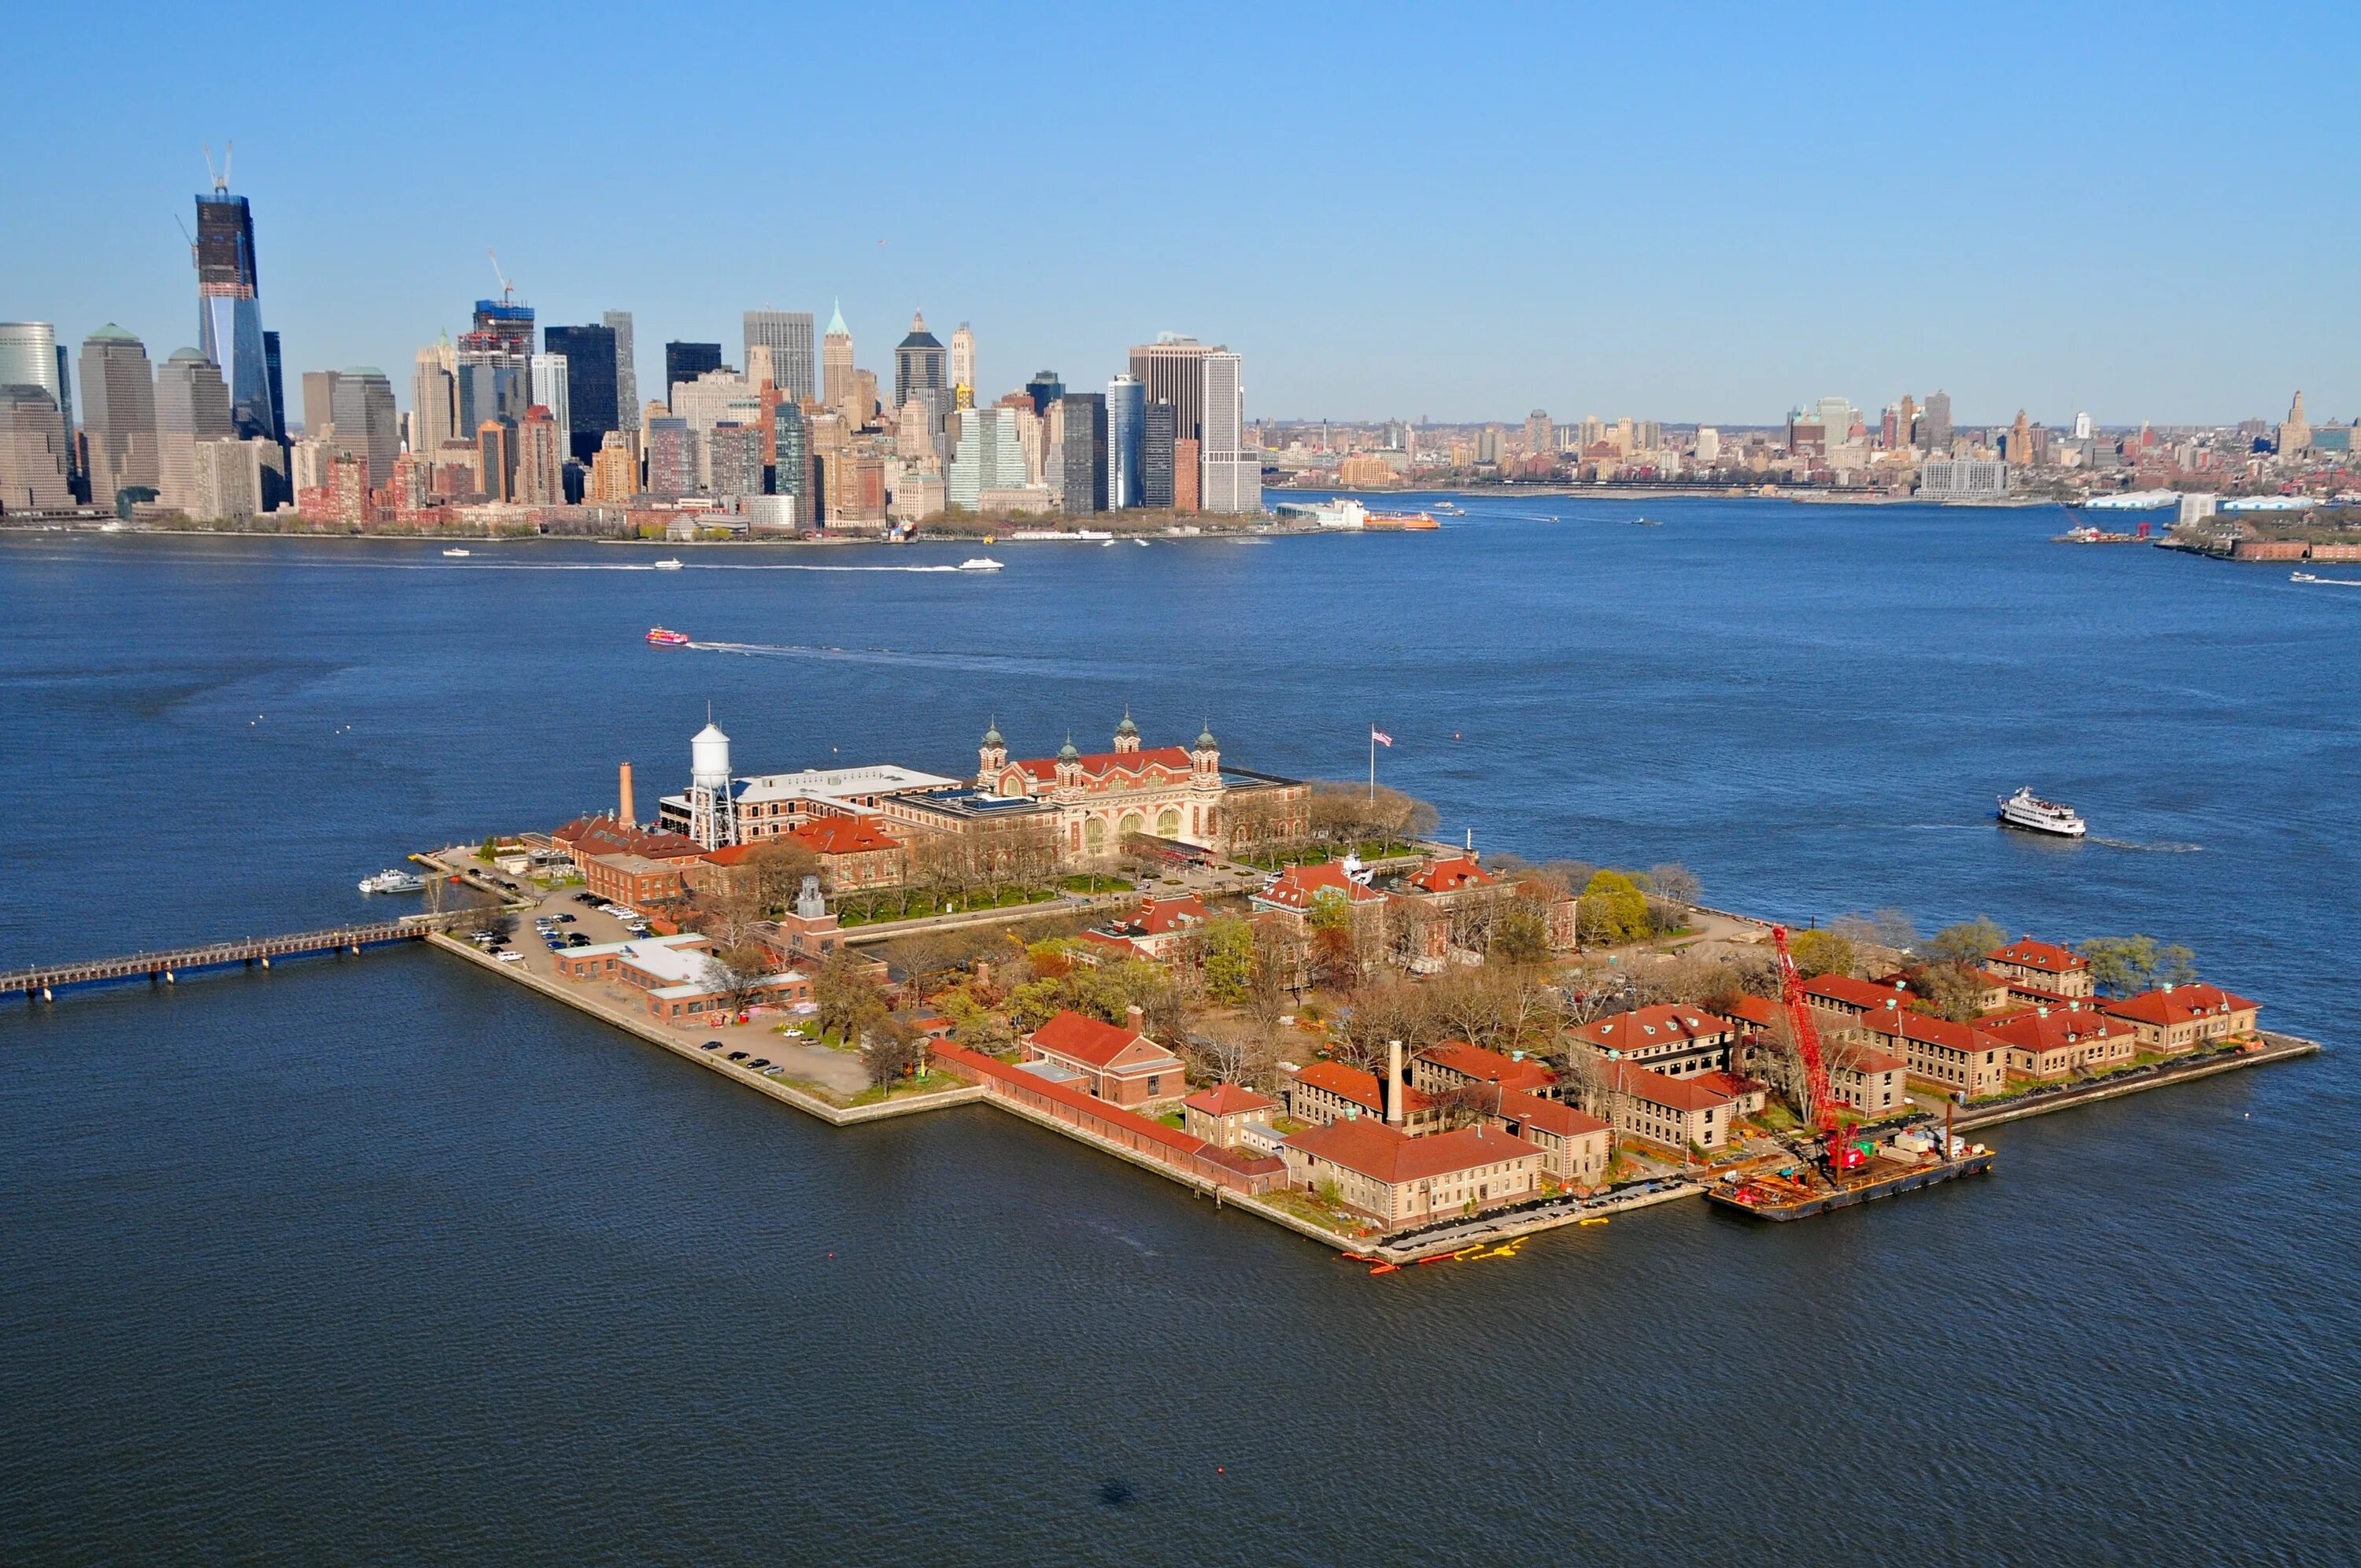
(619, 760), (636, 828)
(1387, 1038), (1406, 1125)
(1125, 1004), (1146, 1036)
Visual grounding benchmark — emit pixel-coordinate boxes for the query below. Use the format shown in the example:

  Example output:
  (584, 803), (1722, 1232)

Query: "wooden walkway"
(3, 916), (450, 1001)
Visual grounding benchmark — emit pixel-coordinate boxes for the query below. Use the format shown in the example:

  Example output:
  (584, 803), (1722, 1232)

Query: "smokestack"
(619, 761), (636, 828)
(1387, 1039), (1405, 1125)
(1125, 1004), (1145, 1035)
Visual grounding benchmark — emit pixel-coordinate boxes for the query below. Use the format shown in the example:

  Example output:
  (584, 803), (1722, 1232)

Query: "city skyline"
(6, 3), (2358, 425)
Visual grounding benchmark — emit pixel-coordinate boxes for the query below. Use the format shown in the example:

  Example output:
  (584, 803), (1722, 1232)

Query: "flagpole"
(1369, 725), (1376, 803)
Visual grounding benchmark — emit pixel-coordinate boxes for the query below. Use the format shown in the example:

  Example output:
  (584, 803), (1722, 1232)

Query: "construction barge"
(1706, 1149), (1995, 1221)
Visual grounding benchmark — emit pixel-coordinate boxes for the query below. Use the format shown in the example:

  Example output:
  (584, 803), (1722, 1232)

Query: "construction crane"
(487, 246), (515, 306)
(1769, 924), (1864, 1174)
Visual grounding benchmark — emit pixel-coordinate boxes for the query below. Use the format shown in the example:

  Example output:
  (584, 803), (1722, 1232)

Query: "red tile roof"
(1291, 1060), (1432, 1115)
(1408, 856), (1498, 894)
(1114, 895), (1209, 935)
(2101, 983), (2257, 1028)
(1722, 994), (1784, 1031)
(1694, 1070), (1767, 1100)
(1417, 1039), (1557, 1094)
(1183, 1083), (1277, 1117)
(789, 815), (903, 855)
(1572, 1004), (1736, 1053)
(1597, 1060), (1734, 1112)
(1284, 1119), (1543, 1185)
(1026, 1009), (1173, 1070)
(1989, 936), (2087, 974)
(1498, 1089), (1608, 1139)
(1259, 861), (1386, 909)
(1801, 974), (1915, 1013)
(554, 816), (708, 861)
(1860, 1008), (2004, 1055)
(1979, 1005), (2137, 1053)
(1014, 746), (1193, 782)
(1829, 1042), (1907, 1076)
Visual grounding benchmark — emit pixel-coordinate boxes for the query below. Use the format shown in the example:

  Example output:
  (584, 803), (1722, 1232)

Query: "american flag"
(1371, 726), (1393, 747)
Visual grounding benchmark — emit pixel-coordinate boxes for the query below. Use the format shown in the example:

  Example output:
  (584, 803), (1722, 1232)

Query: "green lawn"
(836, 886), (1062, 927)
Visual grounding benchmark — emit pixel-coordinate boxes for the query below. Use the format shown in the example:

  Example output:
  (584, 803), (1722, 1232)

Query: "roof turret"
(1115, 708), (1138, 738)
(1057, 734), (1080, 762)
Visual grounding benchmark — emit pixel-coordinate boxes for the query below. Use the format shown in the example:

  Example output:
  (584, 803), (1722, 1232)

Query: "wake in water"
(2291, 575), (2361, 587)
(2090, 837), (2204, 854)
(449, 560), (965, 574)
(684, 638), (1114, 677)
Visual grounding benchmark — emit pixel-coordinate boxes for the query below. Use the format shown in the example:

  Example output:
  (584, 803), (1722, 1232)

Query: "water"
(4, 500), (2356, 1563)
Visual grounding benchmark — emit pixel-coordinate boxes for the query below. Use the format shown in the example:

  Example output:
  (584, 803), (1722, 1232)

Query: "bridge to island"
(3, 917), (453, 1002)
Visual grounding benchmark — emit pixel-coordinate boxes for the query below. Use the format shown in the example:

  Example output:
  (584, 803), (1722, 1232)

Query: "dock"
(1705, 1152), (1995, 1221)
(3, 916), (451, 1002)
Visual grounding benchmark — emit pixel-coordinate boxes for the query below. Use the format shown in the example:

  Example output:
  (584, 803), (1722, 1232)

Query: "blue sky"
(7, 2), (2355, 426)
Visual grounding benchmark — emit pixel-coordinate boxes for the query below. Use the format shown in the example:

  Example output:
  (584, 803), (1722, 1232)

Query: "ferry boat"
(1433, 501), (1466, 515)
(1997, 786), (2086, 837)
(652, 558), (684, 570)
(957, 557), (1004, 572)
(442, 548), (471, 557)
(646, 626), (691, 646)
(1362, 510), (1440, 531)
(358, 869), (427, 894)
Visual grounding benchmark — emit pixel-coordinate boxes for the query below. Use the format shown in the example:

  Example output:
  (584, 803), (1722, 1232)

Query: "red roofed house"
(1252, 861), (1388, 933)
(1281, 1119), (1543, 1227)
(1801, 973), (1918, 1038)
(1570, 1005), (1739, 1079)
(2101, 983), (2259, 1054)
(1076, 894), (1211, 965)
(1022, 1007), (1187, 1107)
(1407, 856), (1498, 895)
(1986, 936), (2093, 999)
(1580, 1059), (1736, 1152)
(1860, 1008), (2009, 1098)
(1827, 1040), (1909, 1114)
(1284, 1059), (1441, 1133)
(1181, 1083), (1278, 1148)
(1693, 1070), (1768, 1117)
(1386, 857), (1509, 970)
(553, 815), (709, 866)
(1981, 1002), (2138, 1079)
(1412, 1040), (1558, 1099)
(785, 814), (908, 891)
(1491, 1090), (1611, 1185)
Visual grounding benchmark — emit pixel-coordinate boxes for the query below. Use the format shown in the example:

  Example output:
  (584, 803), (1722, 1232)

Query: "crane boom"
(1769, 924), (1838, 1135)
(487, 246), (513, 304)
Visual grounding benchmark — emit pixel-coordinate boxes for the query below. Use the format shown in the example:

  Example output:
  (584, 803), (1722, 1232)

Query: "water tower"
(686, 718), (738, 848)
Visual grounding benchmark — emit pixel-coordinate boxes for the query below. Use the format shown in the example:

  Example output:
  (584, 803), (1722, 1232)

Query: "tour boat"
(652, 558), (684, 570)
(1997, 786), (2086, 838)
(358, 869), (427, 894)
(957, 557), (1004, 572)
(645, 626), (691, 647)
(442, 548), (471, 557)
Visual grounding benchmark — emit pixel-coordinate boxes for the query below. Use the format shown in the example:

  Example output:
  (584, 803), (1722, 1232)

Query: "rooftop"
(1284, 1119), (1543, 1185)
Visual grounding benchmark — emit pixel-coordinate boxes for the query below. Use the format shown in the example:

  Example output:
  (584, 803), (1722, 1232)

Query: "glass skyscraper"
(194, 186), (278, 440)
(664, 342), (722, 404)
(543, 324), (619, 463)
(1105, 375), (1144, 508)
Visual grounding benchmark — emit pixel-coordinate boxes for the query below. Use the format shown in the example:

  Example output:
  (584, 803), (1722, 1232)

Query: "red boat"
(646, 626), (690, 647)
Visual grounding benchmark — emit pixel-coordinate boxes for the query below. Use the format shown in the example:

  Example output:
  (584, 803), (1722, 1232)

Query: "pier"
(3, 916), (450, 1002)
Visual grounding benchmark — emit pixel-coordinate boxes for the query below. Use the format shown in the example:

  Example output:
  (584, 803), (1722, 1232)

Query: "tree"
(1577, 870), (1648, 946)
(453, 905), (515, 944)
(814, 947), (886, 1041)
(1908, 962), (1990, 1023)
(863, 1014), (924, 1090)
(2078, 935), (2196, 996)
(1195, 916), (1257, 1005)
(700, 945), (774, 1020)
(1643, 863), (1702, 917)
(745, 839), (822, 912)
(1786, 928), (1857, 979)
(1832, 908), (1919, 954)
(1488, 903), (1550, 968)
(1927, 917), (2008, 968)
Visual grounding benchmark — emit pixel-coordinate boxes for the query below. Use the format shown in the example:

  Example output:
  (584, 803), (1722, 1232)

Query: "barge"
(1705, 1149), (1995, 1221)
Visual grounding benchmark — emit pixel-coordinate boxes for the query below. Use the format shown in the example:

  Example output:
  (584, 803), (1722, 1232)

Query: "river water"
(3, 499), (2355, 1562)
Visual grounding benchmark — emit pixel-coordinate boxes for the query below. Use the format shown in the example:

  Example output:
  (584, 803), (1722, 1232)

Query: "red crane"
(1770, 925), (1863, 1170)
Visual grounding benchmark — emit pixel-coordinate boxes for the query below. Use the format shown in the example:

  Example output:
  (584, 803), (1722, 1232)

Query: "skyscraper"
(1024, 370), (1063, 418)
(949, 323), (975, 401)
(664, 343), (723, 406)
(528, 352), (571, 456)
(0, 383), (72, 511)
(1141, 401), (1177, 507)
(78, 326), (157, 507)
(1199, 349), (1256, 514)
(1815, 395), (1853, 447)
(0, 323), (61, 404)
(153, 349), (232, 511)
(542, 325), (618, 463)
(412, 347), (456, 457)
(475, 421), (512, 502)
(1524, 409), (1553, 455)
(1128, 336), (1214, 444)
(329, 367), (398, 490)
(1923, 389), (1953, 452)
(708, 422), (764, 498)
(1105, 374), (1144, 508)
(261, 330), (285, 447)
(604, 311), (637, 426)
(516, 405), (565, 504)
(895, 312), (946, 431)
(1055, 393), (1107, 515)
(743, 312), (815, 404)
(770, 399), (809, 522)
(192, 174), (278, 440)
(822, 301), (854, 413)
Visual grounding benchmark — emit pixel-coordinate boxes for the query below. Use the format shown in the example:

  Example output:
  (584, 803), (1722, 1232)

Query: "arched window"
(1084, 818), (1107, 854)
(1157, 807), (1180, 838)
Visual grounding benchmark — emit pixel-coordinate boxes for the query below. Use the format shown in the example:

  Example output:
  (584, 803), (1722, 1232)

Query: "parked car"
(700, 1040), (725, 1051)
(494, 950), (524, 964)
(750, 1058), (771, 1070)
(553, 913), (577, 924)
(727, 1051), (749, 1062)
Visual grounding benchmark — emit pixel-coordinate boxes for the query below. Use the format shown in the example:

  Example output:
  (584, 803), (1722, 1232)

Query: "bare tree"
(1644, 863), (1702, 918)
(700, 945), (774, 1020)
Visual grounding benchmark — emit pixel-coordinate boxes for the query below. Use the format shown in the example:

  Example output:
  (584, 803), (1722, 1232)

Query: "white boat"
(652, 558), (684, 570)
(957, 557), (1004, 572)
(442, 548), (471, 558)
(1997, 788), (2086, 838)
(358, 869), (427, 894)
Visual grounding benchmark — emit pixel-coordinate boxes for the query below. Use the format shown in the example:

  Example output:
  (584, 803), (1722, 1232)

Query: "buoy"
(260, 955), (270, 968)
(164, 970), (176, 985)
(1369, 1263), (1400, 1275)
(1579, 1216), (1607, 1227)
